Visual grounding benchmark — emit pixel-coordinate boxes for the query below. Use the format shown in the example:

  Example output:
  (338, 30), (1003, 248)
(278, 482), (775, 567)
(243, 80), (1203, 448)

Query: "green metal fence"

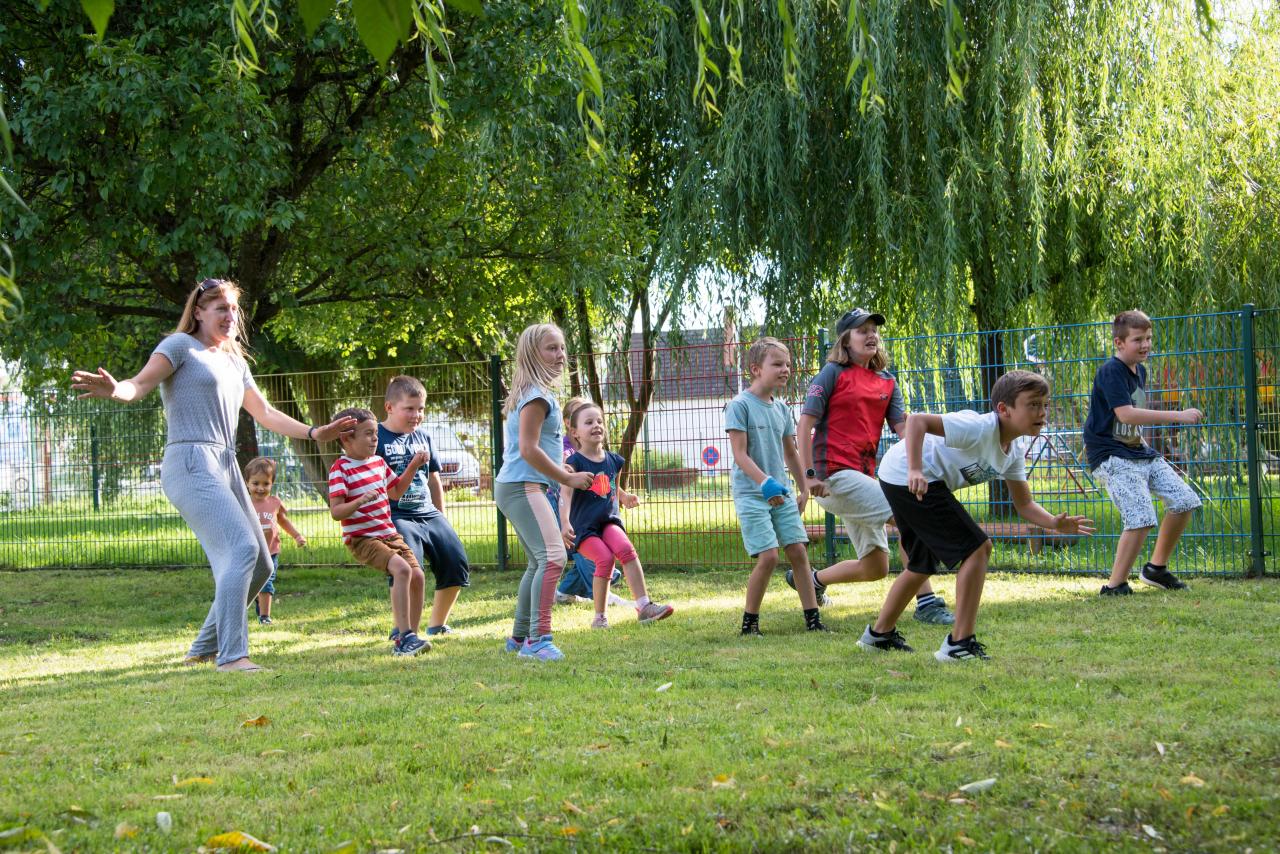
(1, 307), (1274, 575)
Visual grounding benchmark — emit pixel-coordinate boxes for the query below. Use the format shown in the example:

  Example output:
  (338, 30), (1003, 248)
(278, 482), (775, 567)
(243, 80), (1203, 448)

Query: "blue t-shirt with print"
(724, 389), (795, 495)
(495, 386), (562, 486)
(564, 450), (625, 546)
(1083, 357), (1160, 470)
(376, 424), (442, 519)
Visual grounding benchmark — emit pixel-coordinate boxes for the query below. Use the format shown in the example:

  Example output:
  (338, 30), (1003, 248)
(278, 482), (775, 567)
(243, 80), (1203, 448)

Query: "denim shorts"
(733, 491), (810, 557)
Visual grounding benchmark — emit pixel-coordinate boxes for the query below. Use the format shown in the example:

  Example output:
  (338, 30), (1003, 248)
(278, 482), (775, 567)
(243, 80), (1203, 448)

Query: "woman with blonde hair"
(72, 279), (354, 671)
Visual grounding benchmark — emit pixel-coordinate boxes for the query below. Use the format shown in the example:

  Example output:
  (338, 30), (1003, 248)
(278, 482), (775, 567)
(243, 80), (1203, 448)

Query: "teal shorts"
(733, 492), (809, 557)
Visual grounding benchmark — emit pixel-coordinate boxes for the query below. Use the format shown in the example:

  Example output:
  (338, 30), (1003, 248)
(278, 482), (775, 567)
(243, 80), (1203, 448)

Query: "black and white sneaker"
(857, 625), (913, 652)
(934, 634), (990, 663)
(1139, 564), (1188, 590)
(1099, 582), (1133, 596)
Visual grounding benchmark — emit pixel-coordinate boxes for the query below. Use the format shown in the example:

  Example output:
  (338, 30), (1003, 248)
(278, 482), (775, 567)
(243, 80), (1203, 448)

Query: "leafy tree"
(1, 0), (636, 477)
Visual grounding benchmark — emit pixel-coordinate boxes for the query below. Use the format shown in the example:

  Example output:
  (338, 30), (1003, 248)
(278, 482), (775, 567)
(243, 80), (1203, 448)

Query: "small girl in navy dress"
(558, 398), (674, 629)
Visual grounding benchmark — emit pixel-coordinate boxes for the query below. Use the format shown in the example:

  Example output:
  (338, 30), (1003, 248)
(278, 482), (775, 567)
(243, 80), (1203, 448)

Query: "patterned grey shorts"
(1093, 456), (1202, 531)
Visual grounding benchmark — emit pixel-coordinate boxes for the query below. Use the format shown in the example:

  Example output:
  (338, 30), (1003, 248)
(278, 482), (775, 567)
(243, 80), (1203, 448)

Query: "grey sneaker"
(591, 613), (609, 629)
(912, 597), (955, 625)
(1139, 565), (1188, 590)
(784, 568), (830, 606)
(857, 625), (914, 653)
(1099, 582), (1133, 596)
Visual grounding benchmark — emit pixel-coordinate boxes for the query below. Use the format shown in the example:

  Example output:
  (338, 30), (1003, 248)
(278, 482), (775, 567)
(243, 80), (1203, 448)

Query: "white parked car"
(424, 425), (481, 491)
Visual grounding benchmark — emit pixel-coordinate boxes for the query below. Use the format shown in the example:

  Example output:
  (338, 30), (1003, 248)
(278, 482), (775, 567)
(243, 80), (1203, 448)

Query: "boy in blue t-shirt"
(1084, 310), (1203, 596)
(725, 337), (825, 636)
(377, 375), (471, 637)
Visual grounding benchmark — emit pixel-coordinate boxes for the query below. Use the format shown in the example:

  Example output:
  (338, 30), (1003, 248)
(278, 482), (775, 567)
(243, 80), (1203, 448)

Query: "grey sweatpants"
(162, 442), (274, 665)
(495, 480), (565, 639)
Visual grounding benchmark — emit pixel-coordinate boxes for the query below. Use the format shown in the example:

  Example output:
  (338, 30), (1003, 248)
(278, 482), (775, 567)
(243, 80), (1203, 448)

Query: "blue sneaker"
(517, 635), (565, 661)
(393, 632), (430, 656)
(503, 636), (523, 653)
(426, 624), (453, 636)
(389, 627), (401, 642)
(913, 597), (955, 625)
(610, 567), (623, 585)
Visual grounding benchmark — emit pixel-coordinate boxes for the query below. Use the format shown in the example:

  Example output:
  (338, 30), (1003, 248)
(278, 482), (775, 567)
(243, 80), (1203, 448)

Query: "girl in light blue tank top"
(494, 324), (593, 662)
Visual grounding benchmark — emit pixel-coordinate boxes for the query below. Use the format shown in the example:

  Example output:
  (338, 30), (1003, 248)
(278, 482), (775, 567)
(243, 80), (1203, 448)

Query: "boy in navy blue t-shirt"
(377, 375), (471, 637)
(1083, 311), (1203, 596)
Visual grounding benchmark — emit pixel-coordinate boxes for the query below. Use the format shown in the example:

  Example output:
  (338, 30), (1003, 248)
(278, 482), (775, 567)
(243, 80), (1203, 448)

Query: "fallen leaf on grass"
(483, 838), (514, 849)
(710, 774), (735, 789)
(1180, 774), (1206, 788)
(810, 678), (819, 690)
(241, 716), (270, 728)
(152, 794), (184, 801)
(1142, 824), (1160, 839)
(326, 842), (357, 854)
(656, 682), (673, 692)
(175, 777), (214, 788)
(259, 750), (286, 757)
(1155, 742), (1166, 757)
(1212, 804), (1230, 817)
(563, 800), (585, 815)
(560, 826), (579, 836)
(459, 722), (478, 730)
(886, 670), (910, 679)
(948, 741), (971, 755)
(958, 778), (997, 795)
(994, 739), (1013, 749)
(300, 732), (316, 739)
(957, 835), (977, 847)
(60, 806), (97, 825)
(114, 822), (139, 840)
(1030, 723), (1053, 730)
(0, 825), (61, 854)
(1157, 788), (1173, 801)
(205, 830), (277, 851)
(955, 716), (963, 727)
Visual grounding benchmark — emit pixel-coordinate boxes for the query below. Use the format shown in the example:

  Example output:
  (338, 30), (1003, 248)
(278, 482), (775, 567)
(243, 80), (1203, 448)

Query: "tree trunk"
(970, 247), (1015, 519)
(574, 287), (604, 407)
(235, 409), (260, 473)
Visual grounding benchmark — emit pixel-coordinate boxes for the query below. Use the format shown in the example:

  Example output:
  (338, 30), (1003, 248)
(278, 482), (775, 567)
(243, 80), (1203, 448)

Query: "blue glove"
(760, 477), (790, 501)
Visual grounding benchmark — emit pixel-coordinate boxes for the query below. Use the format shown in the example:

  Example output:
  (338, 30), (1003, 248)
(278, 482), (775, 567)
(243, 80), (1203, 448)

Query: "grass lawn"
(2, 567), (1279, 852)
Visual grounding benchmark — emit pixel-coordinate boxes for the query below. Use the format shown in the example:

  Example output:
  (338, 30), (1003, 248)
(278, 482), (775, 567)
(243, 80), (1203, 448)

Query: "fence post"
(1241, 305), (1266, 577)
(89, 421), (100, 513)
(489, 354), (508, 572)
(817, 328), (837, 568)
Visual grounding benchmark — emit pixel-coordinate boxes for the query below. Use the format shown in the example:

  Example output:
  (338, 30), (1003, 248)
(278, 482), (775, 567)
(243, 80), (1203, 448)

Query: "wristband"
(804, 468), (817, 479)
(307, 425), (317, 441)
(760, 477), (790, 501)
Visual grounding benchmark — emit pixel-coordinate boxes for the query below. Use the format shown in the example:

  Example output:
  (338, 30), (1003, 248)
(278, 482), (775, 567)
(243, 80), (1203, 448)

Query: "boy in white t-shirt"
(858, 370), (1096, 662)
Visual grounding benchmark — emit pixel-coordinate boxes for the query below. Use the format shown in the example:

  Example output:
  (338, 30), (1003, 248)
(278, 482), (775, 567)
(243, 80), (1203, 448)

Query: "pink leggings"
(577, 524), (638, 579)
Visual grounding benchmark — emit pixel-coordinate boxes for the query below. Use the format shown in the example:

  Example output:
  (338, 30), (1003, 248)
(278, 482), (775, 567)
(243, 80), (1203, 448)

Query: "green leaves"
(353, 0), (414, 68)
(80, 0), (114, 38)
(298, 0), (337, 37)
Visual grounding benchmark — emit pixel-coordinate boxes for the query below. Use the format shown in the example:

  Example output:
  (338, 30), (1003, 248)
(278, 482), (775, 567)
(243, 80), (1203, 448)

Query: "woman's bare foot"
(216, 658), (265, 672)
(182, 653), (216, 666)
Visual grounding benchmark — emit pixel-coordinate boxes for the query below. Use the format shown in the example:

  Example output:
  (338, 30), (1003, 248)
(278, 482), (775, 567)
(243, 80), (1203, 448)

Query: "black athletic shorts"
(879, 480), (989, 575)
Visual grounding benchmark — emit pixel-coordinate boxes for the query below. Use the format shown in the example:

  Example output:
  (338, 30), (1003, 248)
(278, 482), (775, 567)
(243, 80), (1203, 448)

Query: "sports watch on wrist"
(805, 468), (817, 479)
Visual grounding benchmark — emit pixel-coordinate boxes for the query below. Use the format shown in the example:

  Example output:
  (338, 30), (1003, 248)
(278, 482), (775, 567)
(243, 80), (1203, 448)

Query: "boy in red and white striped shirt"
(328, 408), (431, 656)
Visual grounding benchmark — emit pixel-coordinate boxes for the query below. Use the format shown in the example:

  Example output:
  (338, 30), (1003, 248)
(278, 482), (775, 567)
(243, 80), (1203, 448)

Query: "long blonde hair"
(826, 328), (888, 373)
(170, 278), (251, 362)
(502, 323), (565, 415)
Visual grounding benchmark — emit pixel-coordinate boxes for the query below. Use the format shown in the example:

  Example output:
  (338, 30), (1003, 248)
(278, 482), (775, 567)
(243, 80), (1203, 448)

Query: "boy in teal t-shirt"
(725, 337), (826, 636)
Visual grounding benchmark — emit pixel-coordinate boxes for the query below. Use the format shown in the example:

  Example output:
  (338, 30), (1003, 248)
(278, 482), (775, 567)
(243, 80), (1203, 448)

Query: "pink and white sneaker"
(636, 602), (674, 624)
